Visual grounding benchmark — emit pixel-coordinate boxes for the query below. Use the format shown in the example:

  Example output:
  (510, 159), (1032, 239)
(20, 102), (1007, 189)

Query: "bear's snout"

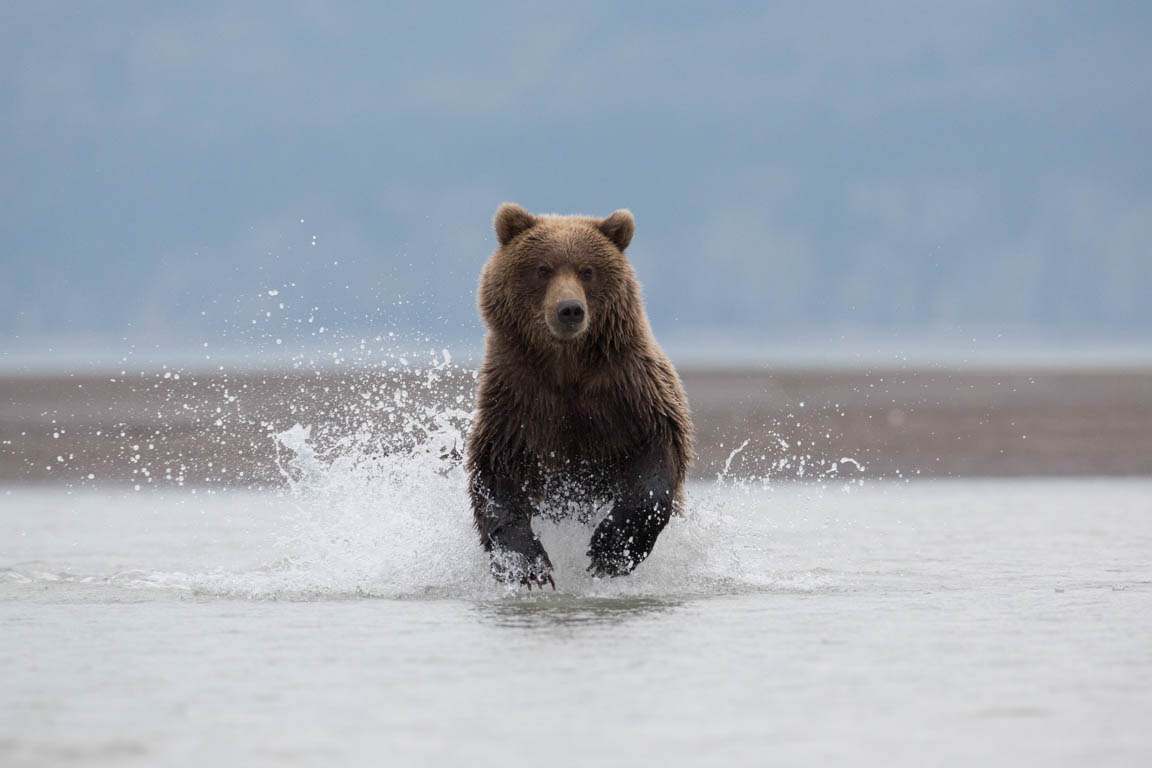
(557, 300), (585, 327)
(548, 297), (588, 339)
(544, 272), (589, 340)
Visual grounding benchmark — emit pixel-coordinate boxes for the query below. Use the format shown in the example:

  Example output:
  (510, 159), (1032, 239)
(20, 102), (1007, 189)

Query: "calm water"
(2, 479), (1151, 767)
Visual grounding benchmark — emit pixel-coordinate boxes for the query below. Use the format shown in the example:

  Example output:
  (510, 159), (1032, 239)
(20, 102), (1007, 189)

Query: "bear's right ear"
(494, 203), (536, 246)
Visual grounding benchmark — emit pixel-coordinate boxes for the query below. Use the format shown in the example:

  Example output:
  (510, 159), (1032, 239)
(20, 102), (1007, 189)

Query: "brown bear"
(467, 203), (693, 588)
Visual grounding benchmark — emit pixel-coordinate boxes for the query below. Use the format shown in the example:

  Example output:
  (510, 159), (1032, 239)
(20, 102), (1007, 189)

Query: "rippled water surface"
(2, 478), (1151, 767)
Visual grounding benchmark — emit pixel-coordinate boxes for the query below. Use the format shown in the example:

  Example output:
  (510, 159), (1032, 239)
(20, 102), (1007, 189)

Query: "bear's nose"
(556, 300), (585, 326)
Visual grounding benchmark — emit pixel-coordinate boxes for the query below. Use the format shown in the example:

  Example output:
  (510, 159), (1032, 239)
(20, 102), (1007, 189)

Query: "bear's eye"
(579, 267), (594, 282)
(537, 265), (553, 279)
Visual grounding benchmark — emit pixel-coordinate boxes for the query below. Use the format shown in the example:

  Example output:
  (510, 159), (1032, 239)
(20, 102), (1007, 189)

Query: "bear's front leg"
(471, 469), (554, 589)
(587, 443), (678, 577)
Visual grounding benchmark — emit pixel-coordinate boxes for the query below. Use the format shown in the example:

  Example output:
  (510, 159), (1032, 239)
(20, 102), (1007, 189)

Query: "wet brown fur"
(467, 203), (693, 582)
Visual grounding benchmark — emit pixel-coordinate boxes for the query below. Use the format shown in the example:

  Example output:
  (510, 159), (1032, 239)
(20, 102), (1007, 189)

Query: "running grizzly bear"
(467, 203), (693, 588)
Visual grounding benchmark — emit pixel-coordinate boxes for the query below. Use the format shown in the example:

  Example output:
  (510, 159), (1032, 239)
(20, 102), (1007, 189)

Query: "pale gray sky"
(2, 1), (1150, 361)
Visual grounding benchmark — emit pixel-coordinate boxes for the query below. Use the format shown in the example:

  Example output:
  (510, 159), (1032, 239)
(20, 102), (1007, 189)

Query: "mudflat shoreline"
(2, 367), (1150, 487)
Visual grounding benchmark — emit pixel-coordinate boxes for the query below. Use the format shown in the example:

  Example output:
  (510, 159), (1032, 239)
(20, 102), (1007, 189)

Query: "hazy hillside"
(3, 2), (1151, 354)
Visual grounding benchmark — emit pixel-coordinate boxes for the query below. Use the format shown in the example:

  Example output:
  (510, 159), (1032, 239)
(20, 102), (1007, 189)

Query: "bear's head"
(479, 203), (640, 352)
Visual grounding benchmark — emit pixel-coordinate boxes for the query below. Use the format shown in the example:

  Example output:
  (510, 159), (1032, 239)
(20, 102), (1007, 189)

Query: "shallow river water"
(2, 478), (1150, 767)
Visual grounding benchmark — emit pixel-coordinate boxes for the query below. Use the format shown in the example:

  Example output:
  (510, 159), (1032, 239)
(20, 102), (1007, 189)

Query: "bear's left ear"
(599, 209), (635, 251)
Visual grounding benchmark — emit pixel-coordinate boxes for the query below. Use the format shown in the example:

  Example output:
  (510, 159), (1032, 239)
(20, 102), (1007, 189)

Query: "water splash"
(154, 411), (851, 600)
(3, 350), (865, 601)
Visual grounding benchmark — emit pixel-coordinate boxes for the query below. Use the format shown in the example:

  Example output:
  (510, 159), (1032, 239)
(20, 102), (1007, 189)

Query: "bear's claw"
(489, 545), (555, 590)
(522, 573), (557, 591)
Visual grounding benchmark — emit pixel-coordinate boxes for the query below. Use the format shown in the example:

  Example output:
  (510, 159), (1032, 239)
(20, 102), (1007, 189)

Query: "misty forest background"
(3, 2), (1151, 365)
